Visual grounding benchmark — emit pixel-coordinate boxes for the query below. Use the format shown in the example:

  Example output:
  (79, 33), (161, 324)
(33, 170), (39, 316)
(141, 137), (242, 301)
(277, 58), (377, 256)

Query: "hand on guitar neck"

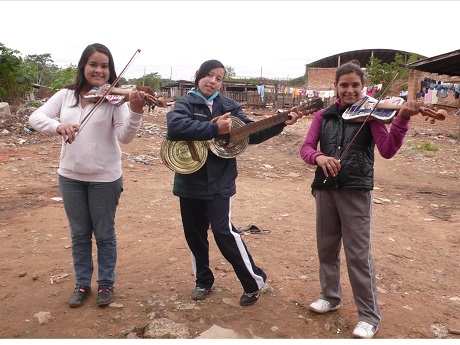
(216, 109), (302, 136)
(216, 112), (232, 135)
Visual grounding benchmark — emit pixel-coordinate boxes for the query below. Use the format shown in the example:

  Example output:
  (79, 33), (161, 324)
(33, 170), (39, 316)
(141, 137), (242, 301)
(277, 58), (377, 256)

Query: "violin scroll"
(419, 107), (446, 124)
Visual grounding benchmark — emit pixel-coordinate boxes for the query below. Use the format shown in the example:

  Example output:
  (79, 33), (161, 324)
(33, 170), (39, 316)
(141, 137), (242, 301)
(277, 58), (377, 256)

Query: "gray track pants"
(313, 188), (381, 326)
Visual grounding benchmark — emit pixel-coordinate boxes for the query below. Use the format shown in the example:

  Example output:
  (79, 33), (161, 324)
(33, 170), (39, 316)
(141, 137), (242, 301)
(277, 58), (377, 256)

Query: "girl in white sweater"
(29, 43), (146, 308)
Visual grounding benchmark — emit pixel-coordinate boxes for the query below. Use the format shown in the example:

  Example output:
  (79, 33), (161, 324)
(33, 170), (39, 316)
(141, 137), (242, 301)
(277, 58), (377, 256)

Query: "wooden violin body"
(84, 84), (167, 108)
(343, 96), (446, 124)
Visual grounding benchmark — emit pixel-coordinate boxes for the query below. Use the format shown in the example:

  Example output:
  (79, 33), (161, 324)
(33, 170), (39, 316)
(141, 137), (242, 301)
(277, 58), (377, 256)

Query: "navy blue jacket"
(167, 93), (286, 199)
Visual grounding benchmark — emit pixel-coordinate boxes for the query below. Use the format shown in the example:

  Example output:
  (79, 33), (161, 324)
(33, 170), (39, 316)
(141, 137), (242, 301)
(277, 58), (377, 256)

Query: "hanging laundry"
(431, 90), (438, 104)
(366, 86), (375, 97)
(424, 89), (433, 104)
(257, 85), (265, 102)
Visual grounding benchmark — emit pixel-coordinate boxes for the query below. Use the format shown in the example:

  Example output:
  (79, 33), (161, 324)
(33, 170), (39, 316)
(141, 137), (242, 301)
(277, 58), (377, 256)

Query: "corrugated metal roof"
(405, 49), (460, 77)
(306, 49), (426, 68)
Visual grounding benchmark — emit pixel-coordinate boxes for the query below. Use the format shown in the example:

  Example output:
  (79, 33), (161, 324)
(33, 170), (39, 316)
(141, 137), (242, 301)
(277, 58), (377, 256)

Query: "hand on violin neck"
(128, 91), (146, 114)
(398, 100), (421, 120)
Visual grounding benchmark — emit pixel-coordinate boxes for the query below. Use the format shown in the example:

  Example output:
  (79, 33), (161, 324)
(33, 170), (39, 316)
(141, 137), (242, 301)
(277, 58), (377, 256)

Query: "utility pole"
(143, 66), (146, 86)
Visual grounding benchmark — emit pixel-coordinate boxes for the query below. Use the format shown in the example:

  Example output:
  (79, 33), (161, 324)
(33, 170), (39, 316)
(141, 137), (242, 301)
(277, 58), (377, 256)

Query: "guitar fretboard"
(215, 98), (323, 143)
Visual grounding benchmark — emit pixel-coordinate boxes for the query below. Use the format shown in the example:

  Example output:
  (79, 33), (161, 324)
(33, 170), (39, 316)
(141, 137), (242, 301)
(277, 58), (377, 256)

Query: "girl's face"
(197, 67), (225, 98)
(84, 51), (110, 89)
(335, 72), (363, 107)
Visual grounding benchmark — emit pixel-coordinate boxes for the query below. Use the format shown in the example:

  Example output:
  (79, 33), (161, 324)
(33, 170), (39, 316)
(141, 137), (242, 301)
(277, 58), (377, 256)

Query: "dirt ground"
(0, 103), (459, 341)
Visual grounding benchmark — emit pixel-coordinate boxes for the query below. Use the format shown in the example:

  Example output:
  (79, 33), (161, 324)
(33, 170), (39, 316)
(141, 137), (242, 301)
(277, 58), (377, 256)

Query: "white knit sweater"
(29, 89), (143, 182)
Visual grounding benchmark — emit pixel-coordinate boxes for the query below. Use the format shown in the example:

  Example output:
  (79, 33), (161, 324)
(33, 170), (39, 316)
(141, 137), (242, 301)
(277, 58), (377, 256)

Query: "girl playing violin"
(299, 61), (420, 339)
(29, 43), (146, 308)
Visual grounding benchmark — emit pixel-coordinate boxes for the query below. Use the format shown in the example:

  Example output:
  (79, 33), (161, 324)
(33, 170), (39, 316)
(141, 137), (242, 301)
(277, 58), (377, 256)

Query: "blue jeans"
(59, 175), (123, 287)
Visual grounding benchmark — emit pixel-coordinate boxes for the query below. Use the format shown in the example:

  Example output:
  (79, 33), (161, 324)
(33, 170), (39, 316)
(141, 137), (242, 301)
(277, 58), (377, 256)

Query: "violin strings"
(338, 69), (400, 162)
(323, 69), (400, 183)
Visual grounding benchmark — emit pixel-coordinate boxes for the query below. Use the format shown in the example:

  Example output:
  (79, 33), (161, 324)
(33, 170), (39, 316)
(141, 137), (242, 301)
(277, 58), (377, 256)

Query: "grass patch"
(414, 141), (439, 151)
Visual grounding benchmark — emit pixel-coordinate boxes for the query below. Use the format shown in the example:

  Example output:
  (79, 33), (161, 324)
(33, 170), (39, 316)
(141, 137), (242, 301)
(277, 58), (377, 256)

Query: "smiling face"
(335, 72), (364, 107)
(196, 67), (225, 98)
(83, 51), (110, 88)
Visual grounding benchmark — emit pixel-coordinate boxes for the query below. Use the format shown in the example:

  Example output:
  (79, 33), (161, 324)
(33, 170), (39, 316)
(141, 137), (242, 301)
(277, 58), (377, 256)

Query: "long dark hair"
(335, 60), (364, 85)
(66, 43), (118, 106)
(194, 59), (225, 88)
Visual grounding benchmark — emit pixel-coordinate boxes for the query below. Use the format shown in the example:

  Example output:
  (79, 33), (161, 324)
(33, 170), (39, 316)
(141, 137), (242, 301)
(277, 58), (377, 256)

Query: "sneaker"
(240, 291), (260, 306)
(309, 298), (341, 313)
(352, 321), (378, 339)
(69, 285), (91, 308)
(97, 286), (114, 305)
(191, 286), (210, 301)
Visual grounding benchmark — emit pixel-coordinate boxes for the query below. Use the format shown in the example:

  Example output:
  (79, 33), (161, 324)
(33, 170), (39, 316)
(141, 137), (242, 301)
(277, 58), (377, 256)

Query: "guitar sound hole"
(216, 138), (230, 146)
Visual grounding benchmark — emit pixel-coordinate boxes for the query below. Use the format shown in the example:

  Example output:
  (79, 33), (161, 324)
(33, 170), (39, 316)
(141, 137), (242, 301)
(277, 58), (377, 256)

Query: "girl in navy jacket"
(166, 59), (301, 306)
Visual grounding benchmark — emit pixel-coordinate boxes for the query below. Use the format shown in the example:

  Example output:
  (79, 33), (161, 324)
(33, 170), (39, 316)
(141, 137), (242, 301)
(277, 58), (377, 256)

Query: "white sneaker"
(352, 321), (378, 339)
(309, 299), (341, 313)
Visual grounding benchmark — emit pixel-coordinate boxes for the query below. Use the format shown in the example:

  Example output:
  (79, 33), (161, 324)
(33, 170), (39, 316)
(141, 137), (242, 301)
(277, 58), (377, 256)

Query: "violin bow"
(65, 48), (141, 144)
(323, 69), (400, 183)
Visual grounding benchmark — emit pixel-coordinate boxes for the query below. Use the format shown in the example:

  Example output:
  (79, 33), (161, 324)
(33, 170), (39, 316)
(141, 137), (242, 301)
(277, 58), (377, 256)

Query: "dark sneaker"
(69, 285), (91, 308)
(240, 290), (260, 306)
(191, 286), (210, 300)
(97, 286), (114, 305)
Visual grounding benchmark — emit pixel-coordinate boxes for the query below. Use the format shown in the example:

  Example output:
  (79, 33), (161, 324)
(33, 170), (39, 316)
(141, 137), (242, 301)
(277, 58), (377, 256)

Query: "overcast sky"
(2, 1), (459, 82)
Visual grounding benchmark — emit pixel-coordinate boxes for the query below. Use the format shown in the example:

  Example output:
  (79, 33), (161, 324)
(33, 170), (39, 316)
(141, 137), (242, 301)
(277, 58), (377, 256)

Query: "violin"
(83, 84), (167, 108)
(343, 96), (446, 124)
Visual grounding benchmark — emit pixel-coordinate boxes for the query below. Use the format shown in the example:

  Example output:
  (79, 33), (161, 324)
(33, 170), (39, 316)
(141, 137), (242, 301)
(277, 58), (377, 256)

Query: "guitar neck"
(228, 112), (290, 143)
(218, 98), (324, 143)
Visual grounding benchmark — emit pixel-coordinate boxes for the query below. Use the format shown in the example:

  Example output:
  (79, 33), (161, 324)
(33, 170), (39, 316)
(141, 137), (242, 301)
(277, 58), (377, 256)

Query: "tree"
(225, 65), (236, 78)
(141, 72), (161, 91)
(49, 64), (77, 92)
(24, 53), (54, 85)
(365, 53), (424, 98)
(0, 43), (33, 104)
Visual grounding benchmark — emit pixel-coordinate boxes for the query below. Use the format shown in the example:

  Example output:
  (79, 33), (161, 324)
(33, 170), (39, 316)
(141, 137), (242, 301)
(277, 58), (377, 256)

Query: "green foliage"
(365, 53), (425, 98)
(286, 76), (305, 87)
(49, 64), (77, 91)
(122, 72), (162, 92)
(414, 141), (439, 151)
(24, 53), (54, 85)
(0, 42), (33, 103)
(141, 72), (161, 91)
(27, 100), (43, 108)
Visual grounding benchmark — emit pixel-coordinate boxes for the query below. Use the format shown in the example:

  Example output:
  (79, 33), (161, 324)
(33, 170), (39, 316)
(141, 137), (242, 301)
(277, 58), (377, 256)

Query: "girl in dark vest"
(300, 61), (420, 338)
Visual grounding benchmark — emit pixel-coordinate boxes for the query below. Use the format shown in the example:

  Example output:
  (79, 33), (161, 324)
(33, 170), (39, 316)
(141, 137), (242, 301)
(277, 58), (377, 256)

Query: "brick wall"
(306, 67), (336, 91)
